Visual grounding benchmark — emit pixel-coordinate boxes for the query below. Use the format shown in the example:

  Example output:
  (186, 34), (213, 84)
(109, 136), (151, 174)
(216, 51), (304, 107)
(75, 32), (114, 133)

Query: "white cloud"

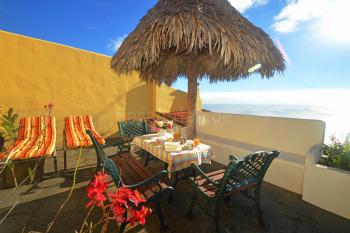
(201, 89), (350, 106)
(312, 1), (350, 45)
(273, 0), (350, 45)
(228, 0), (269, 13)
(107, 35), (127, 52)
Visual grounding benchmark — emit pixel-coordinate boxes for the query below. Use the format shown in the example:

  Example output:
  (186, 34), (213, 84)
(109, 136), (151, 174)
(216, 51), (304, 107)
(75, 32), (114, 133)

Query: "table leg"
(168, 171), (179, 203)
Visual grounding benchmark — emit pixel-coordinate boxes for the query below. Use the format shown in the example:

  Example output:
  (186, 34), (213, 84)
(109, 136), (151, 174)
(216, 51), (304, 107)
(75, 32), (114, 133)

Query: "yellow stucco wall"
(156, 84), (202, 113)
(0, 30), (154, 148)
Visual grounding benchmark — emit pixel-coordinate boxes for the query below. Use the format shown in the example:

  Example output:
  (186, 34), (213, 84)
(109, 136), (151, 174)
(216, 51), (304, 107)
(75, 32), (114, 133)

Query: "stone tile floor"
(0, 147), (349, 233)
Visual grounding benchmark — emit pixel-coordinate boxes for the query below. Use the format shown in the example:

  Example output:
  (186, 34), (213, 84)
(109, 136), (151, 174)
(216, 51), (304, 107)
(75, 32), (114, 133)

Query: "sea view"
(203, 103), (350, 142)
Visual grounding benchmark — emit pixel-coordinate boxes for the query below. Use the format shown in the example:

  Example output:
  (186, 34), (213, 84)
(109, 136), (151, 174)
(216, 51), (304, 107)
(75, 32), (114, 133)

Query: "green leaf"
(6, 160), (14, 169)
(11, 114), (18, 123)
(0, 117), (7, 123)
(3, 115), (11, 122)
(8, 108), (13, 117)
(28, 167), (35, 183)
(1, 118), (11, 124)
(344, 133), (350, 153)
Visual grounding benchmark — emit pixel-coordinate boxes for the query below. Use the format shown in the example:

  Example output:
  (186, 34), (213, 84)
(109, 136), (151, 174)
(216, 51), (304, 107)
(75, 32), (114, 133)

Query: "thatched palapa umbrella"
(111, 0), (285, 139)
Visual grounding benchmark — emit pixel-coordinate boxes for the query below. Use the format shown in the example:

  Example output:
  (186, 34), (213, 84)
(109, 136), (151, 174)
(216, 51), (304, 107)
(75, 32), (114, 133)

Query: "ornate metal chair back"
(118, 119), (147, 139)
(216, 151), (279, 199)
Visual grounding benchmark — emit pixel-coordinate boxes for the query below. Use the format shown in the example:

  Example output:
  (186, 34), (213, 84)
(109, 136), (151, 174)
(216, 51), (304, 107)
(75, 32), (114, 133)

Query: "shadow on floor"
(0, 150), (349, 233)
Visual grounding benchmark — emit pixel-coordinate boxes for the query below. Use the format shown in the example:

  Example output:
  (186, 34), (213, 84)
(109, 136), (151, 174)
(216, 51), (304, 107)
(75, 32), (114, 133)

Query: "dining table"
(132, 132), (215, 188)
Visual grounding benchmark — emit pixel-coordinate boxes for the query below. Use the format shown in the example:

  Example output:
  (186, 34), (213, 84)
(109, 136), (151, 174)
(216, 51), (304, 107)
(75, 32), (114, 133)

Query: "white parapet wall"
(303, 150), (350, 219)
(197, 111), (325, 195)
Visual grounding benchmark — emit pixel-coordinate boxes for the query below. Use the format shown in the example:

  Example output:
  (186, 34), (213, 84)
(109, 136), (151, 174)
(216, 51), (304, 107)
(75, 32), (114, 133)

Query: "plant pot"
(0, 158), (45, 189)
(159, 129), (166, 136)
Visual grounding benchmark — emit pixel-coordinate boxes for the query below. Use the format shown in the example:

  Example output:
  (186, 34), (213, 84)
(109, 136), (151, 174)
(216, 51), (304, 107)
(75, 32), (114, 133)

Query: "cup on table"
(194, 138), (200, 147)
(173, 132), (181, 141)
(186, 140), (194, 149)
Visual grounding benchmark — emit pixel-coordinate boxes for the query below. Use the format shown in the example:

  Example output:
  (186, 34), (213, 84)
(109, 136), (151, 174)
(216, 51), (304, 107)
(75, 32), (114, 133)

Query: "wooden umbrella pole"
(187, 73), (197, 139)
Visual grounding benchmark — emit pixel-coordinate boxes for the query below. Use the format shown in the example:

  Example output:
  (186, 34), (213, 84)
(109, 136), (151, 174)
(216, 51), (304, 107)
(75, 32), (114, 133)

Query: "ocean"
(202, 104), (350, 142)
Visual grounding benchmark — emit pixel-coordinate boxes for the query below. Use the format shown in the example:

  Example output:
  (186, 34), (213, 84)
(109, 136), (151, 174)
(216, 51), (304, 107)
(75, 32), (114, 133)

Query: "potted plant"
(319, 134), (350, 171)
(0, 108), (19, 143)
(154, 119), (173, 135)
(0, 108), (20, 188)
(303, 133), (350, 219)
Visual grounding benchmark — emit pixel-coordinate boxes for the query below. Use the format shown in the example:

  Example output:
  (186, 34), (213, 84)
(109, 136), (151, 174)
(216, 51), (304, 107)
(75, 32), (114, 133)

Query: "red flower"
(128, 206), (152, 226)
(86, 172), (108, 208)
(129, 190), (146, 207)
(85, 174), (152, 228)
(112, 205), (126, 223)
(109, 186), (133, 207)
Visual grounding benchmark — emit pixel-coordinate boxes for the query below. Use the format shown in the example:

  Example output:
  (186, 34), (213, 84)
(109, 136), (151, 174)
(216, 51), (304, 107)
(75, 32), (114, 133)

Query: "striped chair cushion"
(0, 116), (56, 160)
(64, 115), (105, 148)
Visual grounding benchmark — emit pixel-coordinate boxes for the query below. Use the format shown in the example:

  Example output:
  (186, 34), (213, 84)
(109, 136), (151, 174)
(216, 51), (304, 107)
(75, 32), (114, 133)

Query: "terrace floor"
(0, 147), (349, 233)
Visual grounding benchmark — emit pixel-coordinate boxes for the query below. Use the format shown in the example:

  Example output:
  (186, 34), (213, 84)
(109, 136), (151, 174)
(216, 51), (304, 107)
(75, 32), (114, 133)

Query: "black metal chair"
(118, 119), (154, 166)
(86, 130), (174, 233)
(186, 151), (279, 233)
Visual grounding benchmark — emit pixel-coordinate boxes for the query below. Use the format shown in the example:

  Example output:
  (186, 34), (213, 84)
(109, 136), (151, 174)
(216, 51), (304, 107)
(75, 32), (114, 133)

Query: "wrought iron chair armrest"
(108, 136), (131, 152)
(229, 154), (240, 161)
(124, 170), (169, 189)
(191, 163), (219, 187)
(101, 137), (126, 149)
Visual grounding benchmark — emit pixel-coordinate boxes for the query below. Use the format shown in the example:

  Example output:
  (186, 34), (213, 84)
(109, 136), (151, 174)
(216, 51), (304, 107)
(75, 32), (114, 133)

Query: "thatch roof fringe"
(111, 0), (285, 85)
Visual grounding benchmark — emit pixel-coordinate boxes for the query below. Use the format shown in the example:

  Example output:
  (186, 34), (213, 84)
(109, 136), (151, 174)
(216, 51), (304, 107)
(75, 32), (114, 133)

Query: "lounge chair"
(63, 115), (124, 170)
(186, 151), (279, 233)
(0, 116), (57, 172)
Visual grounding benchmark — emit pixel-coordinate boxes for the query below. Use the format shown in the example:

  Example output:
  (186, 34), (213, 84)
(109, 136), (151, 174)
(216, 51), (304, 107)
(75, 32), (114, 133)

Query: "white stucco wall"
(197, 111), (325, 194)
(303, 152), (350, 219)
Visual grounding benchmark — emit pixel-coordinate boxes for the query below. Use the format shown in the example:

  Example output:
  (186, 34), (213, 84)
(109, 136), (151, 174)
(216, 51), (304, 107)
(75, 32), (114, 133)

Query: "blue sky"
(1, 0), (350, 105)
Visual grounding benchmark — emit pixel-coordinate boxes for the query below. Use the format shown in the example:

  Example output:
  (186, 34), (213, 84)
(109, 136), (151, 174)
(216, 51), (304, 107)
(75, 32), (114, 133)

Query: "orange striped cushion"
(0, 116), (56, 160)
(64, 115), (105, 148)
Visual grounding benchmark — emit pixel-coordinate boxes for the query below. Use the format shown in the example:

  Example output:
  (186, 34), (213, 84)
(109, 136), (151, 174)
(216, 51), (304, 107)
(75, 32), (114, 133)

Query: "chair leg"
(119, 222), (127, 233)
(168, 172), (179, 203)
(224, 195), (231, 204)
(254, 185), (268, 229)
(63, 149), (67, 171)
(144, 152), (150, 166)
(155, 199), (168, 232)
(187, 193), (197, 220)
(163, 162), (168, 171)
(53, 155), (58, 174)
(119, 211), (128, 233)
(214, 202), (222, 233)
(172, 171), (179, 189)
